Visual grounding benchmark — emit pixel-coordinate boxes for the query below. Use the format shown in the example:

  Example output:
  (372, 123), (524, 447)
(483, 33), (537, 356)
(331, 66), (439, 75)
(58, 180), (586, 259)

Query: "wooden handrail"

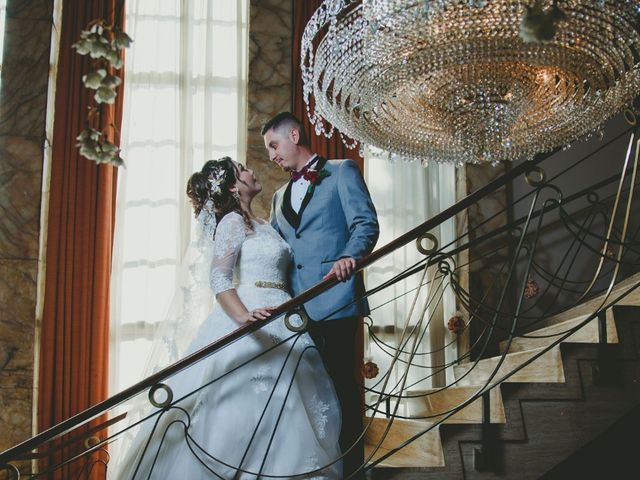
(13, 414), (126, 461)
(0, 149), (554, 464)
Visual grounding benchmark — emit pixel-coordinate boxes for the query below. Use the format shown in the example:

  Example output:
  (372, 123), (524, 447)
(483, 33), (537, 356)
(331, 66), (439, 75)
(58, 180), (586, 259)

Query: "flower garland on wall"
(73, 21), (132, 166)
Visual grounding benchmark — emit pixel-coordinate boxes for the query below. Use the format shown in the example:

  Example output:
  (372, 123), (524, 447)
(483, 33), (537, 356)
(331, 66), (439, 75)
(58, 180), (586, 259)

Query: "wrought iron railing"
(1, 117), (639, 479)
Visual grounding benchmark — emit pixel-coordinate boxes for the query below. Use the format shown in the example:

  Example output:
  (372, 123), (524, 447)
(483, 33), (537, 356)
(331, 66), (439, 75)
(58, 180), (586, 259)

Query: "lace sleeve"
(209, 212), (246, 294)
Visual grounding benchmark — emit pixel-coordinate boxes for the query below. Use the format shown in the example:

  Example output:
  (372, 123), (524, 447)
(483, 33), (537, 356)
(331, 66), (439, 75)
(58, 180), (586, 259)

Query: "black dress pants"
(308, 317), (365, 480)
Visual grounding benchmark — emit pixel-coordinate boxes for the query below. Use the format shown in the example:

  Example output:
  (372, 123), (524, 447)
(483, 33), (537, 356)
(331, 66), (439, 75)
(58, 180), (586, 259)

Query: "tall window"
(364, 154), (457, 413)
(110, 0), (248, 394)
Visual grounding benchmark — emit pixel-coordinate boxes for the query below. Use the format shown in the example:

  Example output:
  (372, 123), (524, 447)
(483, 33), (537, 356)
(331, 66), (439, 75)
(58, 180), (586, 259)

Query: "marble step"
(454, 346), (564, 386)
(364, 416), (443, 468)
(527, 272), (640, 330)
(364, 386), (506, 468)
(499, 313), (619, 353)
(399, 385), (506, 424)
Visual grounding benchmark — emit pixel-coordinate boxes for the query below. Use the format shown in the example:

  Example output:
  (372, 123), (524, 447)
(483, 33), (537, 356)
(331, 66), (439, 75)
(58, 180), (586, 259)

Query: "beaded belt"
(254, 280), (287, 291)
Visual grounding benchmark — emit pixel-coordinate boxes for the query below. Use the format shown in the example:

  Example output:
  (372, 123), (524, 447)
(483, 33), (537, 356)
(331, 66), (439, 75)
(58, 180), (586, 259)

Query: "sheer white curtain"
(109, 0), (248, 394)
(364, 154), (457, 413)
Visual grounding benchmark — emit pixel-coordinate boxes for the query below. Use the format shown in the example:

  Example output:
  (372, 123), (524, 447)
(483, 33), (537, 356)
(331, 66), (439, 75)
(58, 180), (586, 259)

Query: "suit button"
(297, 264), (303, 269)
(296, 233), (301, 239)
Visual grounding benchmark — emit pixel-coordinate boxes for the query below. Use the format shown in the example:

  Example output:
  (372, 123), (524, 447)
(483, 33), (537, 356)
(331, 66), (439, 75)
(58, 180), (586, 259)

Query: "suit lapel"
(280, 181), (299, 229)
(297, 156), (327, 229)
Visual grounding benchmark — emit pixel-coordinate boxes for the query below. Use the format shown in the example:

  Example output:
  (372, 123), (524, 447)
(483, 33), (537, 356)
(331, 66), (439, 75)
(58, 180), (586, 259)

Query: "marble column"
(246, 0), (292, 219)
(0, 0), (53, 453)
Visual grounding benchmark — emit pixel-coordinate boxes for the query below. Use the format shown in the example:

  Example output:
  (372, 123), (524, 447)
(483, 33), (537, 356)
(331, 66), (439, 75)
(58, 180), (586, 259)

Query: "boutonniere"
(304, 168), (331, 193)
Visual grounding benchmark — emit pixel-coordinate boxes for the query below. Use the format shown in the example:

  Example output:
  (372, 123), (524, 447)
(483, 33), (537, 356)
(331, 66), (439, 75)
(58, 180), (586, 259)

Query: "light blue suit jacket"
(270, 158), (379, 321)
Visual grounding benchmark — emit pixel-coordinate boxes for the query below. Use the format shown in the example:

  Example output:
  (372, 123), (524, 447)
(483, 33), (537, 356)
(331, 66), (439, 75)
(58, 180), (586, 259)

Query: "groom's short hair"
(261, 112), (309, 146)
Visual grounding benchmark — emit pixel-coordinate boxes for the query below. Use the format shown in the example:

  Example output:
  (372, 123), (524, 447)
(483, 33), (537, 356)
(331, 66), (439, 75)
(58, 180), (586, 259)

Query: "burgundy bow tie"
(290, 158), (319, 181)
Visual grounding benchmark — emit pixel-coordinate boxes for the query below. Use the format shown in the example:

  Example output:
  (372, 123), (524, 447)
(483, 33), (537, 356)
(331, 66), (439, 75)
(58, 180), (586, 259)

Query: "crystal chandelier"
(301, 0), (640, 164)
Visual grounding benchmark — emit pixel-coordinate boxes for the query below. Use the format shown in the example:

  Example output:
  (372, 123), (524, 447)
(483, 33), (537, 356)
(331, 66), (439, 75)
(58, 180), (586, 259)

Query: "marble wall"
(246, 0), (292, 219)
(0, 0), (53, 452)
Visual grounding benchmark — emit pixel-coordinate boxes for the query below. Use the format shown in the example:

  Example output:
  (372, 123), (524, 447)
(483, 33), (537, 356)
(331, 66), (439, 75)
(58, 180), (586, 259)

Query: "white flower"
(75, 129), (124, 166)
(101, 74), (121, 89)
(72, 38), (92, 55)
(82, 69), (106, 89)
(72, 24), (129, 69)
(95, 86), (117, 104)
(105, 49), (122, 69)
(74, 21), (132, 165)
(114, 30), (133, 49)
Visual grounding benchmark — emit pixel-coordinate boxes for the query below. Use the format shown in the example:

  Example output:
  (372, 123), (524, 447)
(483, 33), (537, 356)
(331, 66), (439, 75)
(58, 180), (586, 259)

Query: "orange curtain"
(292, 0), (363, 170)
(38, 0), (125, 477)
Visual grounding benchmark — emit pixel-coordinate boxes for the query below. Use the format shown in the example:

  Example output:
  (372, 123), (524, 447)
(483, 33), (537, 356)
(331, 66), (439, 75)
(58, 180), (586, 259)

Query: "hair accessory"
(208, 168), (226, 195)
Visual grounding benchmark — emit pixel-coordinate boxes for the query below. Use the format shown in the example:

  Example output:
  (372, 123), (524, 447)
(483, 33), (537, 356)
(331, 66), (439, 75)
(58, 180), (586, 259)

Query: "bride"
(114, 157), (343, 479)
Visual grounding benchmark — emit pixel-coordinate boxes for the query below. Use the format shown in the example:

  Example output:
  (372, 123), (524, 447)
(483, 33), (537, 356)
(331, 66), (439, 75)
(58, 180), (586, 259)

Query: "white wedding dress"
(114, 213), (342, 479)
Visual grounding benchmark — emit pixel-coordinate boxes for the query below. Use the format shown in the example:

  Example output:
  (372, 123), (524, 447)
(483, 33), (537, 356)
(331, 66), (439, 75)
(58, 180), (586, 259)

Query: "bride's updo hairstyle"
(186, 157), (253, 232)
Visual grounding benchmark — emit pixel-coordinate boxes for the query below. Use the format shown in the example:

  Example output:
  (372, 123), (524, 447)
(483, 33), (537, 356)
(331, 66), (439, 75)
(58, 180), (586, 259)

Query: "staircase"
(2, 125), (639, 479)
(365, 276), (640, 479)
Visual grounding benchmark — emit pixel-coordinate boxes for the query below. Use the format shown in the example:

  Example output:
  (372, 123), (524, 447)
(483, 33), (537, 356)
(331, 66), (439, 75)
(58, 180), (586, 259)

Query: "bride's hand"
(241, 307), (272, 323)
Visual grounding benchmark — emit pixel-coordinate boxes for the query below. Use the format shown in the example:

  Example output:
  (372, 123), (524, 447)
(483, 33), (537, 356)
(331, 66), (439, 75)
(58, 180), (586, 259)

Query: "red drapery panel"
(38, 0), (125, 477)
(292, 0), (363, 170)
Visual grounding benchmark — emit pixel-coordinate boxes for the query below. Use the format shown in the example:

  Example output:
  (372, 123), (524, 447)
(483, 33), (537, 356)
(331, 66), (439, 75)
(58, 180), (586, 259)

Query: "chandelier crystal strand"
(301, 0), (640, 164)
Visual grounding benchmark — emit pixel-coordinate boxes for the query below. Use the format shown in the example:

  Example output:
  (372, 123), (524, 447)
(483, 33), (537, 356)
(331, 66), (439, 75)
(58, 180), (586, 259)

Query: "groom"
(263, 112), (379, 478)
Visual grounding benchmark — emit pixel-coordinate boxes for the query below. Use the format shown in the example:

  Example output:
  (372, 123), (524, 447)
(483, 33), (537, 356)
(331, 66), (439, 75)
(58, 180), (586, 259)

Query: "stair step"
(499, 313), (619, 353)
(400, 385), (506, 424)
(530, 272), (640, 329)
(364, 386), (506, 468)
(454, 346), (564, 386)
(364, 416), (443, 468)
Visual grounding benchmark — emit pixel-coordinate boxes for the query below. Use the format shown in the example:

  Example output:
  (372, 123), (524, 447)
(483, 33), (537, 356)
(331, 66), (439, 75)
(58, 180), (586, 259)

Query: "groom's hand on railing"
(323, 257), (357, 282)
